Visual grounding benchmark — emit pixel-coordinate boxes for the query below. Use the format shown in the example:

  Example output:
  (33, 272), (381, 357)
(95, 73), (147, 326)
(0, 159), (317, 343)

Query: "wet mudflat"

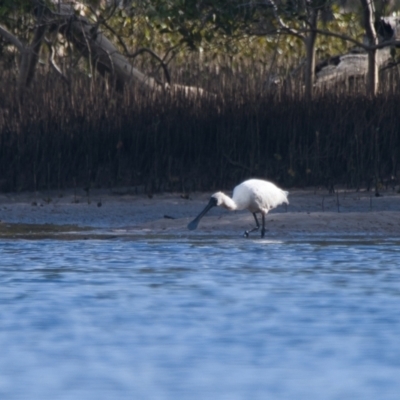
(0, 236), (399, 399)
(0, 187), (400, 237)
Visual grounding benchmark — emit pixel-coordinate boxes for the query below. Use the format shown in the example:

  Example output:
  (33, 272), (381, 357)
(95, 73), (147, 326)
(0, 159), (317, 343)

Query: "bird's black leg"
(261, 213), (266, 238)
(244, 213), (260, 238)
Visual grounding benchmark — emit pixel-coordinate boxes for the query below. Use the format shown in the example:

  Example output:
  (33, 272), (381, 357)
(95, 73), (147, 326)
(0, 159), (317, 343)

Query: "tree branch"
(100, 19), (170, 85)
(264, 0), (304, 39)
(0, 24), (24, 52)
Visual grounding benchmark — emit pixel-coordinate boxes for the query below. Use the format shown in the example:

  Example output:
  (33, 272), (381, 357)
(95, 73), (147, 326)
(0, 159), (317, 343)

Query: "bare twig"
(45, 38), (70, 85)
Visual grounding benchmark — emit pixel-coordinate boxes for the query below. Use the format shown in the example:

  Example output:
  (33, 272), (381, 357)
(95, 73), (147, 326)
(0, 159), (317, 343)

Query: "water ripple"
(0, 237), (399, 399)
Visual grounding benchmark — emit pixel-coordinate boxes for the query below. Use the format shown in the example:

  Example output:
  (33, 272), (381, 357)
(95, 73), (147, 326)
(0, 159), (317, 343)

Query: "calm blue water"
(0, 236), (400, 400)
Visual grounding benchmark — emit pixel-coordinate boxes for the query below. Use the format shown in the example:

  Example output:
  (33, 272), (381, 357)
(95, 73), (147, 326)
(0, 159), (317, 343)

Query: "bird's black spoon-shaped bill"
(187, 218), (200, 231)
(187, 198), (217, 230)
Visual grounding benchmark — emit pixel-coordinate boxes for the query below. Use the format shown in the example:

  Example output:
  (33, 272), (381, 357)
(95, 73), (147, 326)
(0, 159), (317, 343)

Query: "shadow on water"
(2, 220), (400, 245)
(0, 222), (90, 239)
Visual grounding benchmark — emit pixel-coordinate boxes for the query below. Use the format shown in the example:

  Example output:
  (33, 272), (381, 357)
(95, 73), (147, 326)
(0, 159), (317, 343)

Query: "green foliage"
(106, 0), (363, 74)
(0, 0), (377, 85)
(0, 0), (33, 20)
(316, 5), (363, 60)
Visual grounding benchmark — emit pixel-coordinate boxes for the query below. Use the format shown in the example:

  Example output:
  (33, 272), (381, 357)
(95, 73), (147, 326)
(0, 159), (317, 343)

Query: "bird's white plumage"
(211, 179), (288, 213)
(231, 179), (289, 214)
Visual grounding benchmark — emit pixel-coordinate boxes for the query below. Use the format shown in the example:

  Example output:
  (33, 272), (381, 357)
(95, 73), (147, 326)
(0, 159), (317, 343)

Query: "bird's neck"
(220, 193), (237, 211)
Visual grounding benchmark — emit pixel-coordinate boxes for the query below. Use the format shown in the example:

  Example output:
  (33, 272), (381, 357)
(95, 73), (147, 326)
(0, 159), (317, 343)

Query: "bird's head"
(210, 192), (225, 207)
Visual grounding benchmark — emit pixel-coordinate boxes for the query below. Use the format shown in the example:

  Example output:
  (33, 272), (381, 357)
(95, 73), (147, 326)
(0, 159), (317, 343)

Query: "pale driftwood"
(315, 48), (391, 87)
(314, 12), (400, 90)
(0, 1), (211, 98)
(51, 2), (162, 91)
(167, 83), (216, 99)
(50, 1), (215, 97)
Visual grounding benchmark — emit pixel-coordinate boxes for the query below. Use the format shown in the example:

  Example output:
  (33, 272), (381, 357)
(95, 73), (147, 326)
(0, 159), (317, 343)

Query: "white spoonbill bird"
(187, 179), (289, 238)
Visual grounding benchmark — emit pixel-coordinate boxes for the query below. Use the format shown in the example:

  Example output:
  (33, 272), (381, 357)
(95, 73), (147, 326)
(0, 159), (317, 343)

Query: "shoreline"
(0, 187), (399, 238)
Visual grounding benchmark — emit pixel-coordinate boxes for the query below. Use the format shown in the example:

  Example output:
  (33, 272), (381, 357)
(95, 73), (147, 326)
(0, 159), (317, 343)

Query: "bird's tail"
(283, 190), (289, 204)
